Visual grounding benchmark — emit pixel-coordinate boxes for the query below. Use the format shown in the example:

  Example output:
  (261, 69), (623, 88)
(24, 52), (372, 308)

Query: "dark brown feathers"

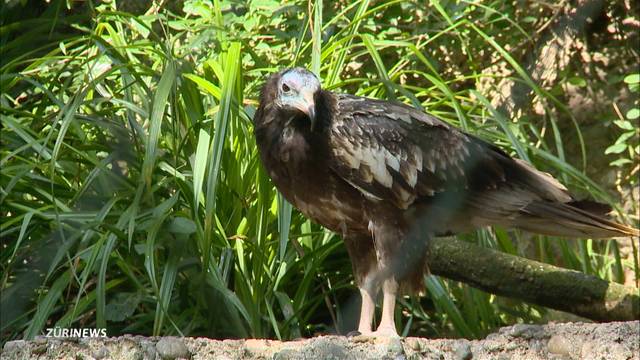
(253, 69), (639, 296)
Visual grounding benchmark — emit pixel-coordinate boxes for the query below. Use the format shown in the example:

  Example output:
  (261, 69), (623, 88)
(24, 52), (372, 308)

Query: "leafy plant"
(606, 74), (639, 174)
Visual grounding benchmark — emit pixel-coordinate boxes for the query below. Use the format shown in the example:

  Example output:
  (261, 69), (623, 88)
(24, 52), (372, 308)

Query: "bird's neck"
(254, 93), (336, 179)
(314, 90), (337, 131)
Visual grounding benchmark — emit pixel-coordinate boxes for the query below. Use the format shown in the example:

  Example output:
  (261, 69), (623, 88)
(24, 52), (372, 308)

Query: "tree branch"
(426, 237), (639, 321)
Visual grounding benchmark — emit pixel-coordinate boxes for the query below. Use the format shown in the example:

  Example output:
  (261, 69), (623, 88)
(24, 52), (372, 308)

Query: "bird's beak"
(307, 103), (317, 131)
(296, 90), (317, 131)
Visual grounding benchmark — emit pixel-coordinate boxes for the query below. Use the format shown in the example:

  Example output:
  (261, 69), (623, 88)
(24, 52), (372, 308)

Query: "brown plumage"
(253, 67), (639, 336)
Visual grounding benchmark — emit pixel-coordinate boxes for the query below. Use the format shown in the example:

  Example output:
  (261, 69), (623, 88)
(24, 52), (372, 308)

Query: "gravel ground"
(2, 321), (638, 360)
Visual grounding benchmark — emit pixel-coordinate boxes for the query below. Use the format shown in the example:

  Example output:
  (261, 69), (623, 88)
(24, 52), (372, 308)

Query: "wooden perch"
(425, 237), (639, 321)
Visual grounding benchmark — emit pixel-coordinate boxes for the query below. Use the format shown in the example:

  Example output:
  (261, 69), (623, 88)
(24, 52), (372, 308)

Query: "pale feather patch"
(336, 122), (394, 188)
(399, 146), (422, 188)
(387, 111), (412, 124)
(360, 165), (374, 183)
(424, 151), (436, 173)
(344, 178), (384, 202)
(336, 147), (360, 169)
(384, 148), (401, 172)
(355, 144), (393, 188)
(402, 164), (418, 188)
(412, 146), (423, 171)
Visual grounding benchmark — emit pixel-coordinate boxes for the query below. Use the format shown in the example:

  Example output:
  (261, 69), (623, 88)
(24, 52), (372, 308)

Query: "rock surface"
(2, 321), (638, 360)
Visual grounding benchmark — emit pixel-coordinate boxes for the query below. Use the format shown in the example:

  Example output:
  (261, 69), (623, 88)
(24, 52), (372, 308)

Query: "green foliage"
(1, 0), (637, 342)
(606, 74), (640, 172)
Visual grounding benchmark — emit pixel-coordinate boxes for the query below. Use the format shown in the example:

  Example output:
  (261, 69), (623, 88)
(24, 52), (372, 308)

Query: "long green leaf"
(142, 61), (176, 187)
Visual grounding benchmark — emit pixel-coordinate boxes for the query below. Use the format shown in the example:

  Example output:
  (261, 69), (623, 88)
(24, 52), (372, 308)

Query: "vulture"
(253, 67), (639, 337)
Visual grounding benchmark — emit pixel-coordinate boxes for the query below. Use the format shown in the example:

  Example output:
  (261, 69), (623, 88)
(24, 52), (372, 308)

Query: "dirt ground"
(2, 321), (638, 360)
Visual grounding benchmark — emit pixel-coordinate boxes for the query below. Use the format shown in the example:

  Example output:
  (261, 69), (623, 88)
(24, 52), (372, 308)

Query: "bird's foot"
(371, 326), (400, 338)
(347, 329), (374, 343)
(347, 327), (400, 343)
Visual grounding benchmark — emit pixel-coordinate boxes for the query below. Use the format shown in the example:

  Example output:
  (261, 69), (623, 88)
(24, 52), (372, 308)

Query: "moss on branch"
(426, 237), (639, 321)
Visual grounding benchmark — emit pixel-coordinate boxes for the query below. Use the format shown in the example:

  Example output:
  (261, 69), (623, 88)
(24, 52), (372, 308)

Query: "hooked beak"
(307, 104), (317, 131)
(294, 90), (317, 131)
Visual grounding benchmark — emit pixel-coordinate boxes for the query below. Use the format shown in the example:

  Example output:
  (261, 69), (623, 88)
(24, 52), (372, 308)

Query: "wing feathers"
(328, 93), (576, 218)
(330, 94), (488, 208)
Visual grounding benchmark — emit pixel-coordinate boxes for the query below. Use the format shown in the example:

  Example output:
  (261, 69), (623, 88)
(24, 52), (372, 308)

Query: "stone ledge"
(2, 321), (638, 360)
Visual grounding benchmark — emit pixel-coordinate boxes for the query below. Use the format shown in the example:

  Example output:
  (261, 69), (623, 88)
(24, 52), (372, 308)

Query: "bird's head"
(274, 67), (321, 130)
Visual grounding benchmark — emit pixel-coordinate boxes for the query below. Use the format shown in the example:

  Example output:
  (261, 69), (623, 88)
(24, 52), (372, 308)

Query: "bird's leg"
(372, 277), (399, 337)
(343, 235), (380, 337)
(367, 220), (402, 338)
(355, 275), (378, 335)
(356, 285), (376, 335)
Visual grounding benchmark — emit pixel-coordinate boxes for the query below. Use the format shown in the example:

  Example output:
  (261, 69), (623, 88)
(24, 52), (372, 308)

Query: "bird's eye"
(282, 83), (290, 92)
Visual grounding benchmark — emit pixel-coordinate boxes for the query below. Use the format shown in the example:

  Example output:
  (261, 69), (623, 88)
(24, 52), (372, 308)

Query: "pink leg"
(357, 287), (376, 335)
(372, 278), (399, 337)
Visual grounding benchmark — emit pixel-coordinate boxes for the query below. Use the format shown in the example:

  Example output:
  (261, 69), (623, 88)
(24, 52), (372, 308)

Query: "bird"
(252, 67), (639, 337)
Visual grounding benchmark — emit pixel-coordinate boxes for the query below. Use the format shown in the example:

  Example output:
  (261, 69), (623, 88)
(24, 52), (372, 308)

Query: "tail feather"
(467, 151), (637, 238)
(518, 200), (639, 238)
(566, 199), (613, 217)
